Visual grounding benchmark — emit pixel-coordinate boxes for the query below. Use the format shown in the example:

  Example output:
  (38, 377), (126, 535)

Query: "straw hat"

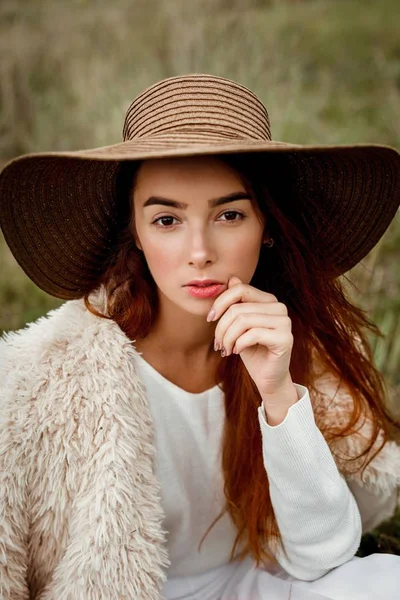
(0, 73), (399, 300)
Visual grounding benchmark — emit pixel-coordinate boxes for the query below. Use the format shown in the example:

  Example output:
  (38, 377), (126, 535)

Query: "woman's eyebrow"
(142, 191), (252, 209)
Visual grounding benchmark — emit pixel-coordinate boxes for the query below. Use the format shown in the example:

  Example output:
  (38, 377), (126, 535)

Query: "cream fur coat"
(1, 295), (400, 600)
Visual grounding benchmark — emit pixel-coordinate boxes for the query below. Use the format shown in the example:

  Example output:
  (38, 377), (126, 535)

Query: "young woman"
(0, 74), (400, 600)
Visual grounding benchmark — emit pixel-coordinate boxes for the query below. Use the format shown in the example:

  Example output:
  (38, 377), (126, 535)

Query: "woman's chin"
(176, 298), (214, 319)
(158, 288), (215, 319)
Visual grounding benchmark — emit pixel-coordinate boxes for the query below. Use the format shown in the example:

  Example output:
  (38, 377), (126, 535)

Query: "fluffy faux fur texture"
(1, 294), (399, 599)
(1, 298), (170, 599)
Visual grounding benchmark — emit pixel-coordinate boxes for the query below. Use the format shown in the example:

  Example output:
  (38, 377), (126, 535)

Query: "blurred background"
(0, 0), (399, 550)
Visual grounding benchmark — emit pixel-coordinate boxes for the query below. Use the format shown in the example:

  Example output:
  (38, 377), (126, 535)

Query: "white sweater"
(134, 353), (363, 584)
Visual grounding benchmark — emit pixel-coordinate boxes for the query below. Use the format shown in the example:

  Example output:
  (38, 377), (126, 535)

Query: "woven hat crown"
(122, 74), (272, 142)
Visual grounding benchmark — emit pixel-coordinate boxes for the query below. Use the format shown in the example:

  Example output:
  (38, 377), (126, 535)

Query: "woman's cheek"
(230, 229), (262, 260)
(143, 240), (180, 282)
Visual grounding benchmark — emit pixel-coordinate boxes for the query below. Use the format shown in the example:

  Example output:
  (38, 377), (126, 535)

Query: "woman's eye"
(152, 216), (179, 228)
(218, 210), (245, 222)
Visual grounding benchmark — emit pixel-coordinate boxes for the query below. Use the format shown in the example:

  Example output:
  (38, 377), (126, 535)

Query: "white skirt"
(163, 553), (400, 600)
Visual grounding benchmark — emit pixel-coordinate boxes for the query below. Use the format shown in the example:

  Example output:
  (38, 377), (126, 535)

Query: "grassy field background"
(0, 0), (399, 553)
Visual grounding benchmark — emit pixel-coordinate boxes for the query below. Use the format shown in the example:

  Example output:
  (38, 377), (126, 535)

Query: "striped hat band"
(122, 75), (271, 141)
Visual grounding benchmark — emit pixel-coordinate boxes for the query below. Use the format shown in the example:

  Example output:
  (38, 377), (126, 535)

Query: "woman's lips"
(185, 283), (225, 299)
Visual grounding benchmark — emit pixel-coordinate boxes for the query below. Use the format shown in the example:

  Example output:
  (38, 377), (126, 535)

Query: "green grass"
(0, 0), (399, 554)
(357, 507), (400, 557)
(0, 236), (63, 331)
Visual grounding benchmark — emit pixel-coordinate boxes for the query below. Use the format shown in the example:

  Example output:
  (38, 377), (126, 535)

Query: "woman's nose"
(187, 231), (217, 268)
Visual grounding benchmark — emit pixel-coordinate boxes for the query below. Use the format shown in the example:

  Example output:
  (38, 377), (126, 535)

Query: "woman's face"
(132, 156), (265, 317)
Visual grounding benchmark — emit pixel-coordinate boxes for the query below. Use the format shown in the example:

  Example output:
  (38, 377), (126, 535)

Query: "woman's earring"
(262, 237), (274, 248)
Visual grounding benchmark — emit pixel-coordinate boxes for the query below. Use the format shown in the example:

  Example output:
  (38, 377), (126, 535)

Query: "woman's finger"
(214, 301), (288, 342)
(207, 282), (277, 323)
(217, 313), (292, 356)
(232, 327), (293, 357)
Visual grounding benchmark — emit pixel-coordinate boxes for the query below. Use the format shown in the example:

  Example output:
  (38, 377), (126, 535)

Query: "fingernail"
(214, 339), (219, 351)
(207, 309), (216, 322)
(220, 347), (226, 358)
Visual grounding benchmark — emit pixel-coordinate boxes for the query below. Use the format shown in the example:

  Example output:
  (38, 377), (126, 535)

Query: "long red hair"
(84, 154), (400, 568)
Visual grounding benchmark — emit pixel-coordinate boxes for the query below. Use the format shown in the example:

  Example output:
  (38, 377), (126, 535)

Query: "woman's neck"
(142, 295), (216, 356)
(134, 298), (221, 391)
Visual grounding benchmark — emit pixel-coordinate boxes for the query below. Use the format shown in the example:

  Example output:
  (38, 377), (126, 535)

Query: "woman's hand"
(207, 276), (298, 413)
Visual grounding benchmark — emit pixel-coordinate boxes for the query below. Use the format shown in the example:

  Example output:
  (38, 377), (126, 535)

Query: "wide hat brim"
(0, 133), (400, 300)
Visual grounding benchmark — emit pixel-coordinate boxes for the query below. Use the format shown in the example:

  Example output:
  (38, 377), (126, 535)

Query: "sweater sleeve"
(257, 384), (362, 581)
